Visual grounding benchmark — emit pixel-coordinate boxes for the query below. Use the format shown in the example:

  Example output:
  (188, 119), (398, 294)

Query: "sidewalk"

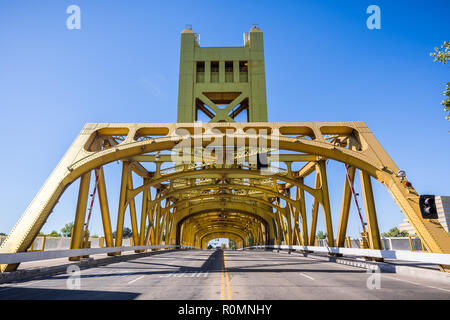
(0, 249), (177, 284)
(274, 250), (450, 282)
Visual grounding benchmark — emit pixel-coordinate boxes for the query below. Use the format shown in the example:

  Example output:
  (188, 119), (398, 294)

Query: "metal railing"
(244, 244), (450, 266)
(314, 236), (424, 251)
(0, 245), (199, 265)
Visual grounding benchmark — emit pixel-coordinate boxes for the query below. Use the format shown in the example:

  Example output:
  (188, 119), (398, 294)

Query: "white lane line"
(0, 279), (47, 292)
(296, 258), (450, 294)
(299, 273), (314, 280)
(426, 285), (450, 293)
(382, 275), (421, 286)
(127, 275), (145, 284)
(16, 280), (46, 287)
(383, 275), (450, 293)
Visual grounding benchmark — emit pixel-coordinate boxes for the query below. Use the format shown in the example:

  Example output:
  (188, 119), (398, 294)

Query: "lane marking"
(426, 285), (450, 293)
(383, 276), (420, 286)
(299, 273), (314, 280)
(220, 251), (232, 300)
(383, 275), (450, 293)
(282, 254), (450, 294)
(223, 252), (232, 300)
(19, 280), (46, 287)
(293, 256), (450, 294)
(159, 271), (209, 278)
(127, 275), (145, 284)
(221, 259), (225, 300)
(159, 271), (176, 278)
(197, 271), (209, 278)
(0, 279), (47, 293)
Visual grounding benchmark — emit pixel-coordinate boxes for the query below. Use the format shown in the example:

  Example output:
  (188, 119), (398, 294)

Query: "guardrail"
(0, 236), (425, 252)
(0, 245), (199, 265)
(316, 237), (424, 251)
(244, 245), (450, 265)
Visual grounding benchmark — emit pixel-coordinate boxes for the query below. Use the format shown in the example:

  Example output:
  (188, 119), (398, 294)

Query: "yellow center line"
(222, 251), (232, 300)
(221, 256), (225, 300)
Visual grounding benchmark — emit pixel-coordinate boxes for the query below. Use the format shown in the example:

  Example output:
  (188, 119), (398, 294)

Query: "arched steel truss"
(1, 122), (449, 272)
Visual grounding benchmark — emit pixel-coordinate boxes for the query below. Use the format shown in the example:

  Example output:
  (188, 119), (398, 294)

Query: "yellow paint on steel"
(113, 161), (130, 254)
(1, 26), (449, 273)
(2, 123), (450, 272)
(309, 169), (321, 246)
(360, 171), (382, 251)
(96, 167), (114, 248)
(70, 171), (91, 251)
(177, 26), (267, 123)
(336, 165), (356, 247)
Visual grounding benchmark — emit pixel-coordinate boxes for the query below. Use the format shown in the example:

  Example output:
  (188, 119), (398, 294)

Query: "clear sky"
(0, 0), (449, 240)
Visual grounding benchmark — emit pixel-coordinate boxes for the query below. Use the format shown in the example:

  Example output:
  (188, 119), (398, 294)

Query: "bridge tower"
(177, 25), (268, 123)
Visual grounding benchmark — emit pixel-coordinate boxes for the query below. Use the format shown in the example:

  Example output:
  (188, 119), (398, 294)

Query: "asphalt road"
(0, 250), (449, 300)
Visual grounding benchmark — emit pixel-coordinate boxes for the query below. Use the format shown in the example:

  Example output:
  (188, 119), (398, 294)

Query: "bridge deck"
(0, 250), (449, 300)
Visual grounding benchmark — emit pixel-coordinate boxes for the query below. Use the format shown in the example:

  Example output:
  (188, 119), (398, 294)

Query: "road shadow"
(9, 250), (365, 286)
(0, 287), (139, 300)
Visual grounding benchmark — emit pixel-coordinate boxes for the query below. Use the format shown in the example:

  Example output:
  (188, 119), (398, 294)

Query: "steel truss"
(1, 121), (449, 272)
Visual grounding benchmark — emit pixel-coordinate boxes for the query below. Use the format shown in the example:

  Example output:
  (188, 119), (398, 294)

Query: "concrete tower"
(177, 25), (268, 123)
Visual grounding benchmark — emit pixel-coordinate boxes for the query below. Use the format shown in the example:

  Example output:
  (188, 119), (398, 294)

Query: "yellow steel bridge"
(1, 25), (449, 273)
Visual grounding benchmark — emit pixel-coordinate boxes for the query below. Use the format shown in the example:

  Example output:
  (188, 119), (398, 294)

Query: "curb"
(0, 249), (179, 284)
(269, 249), (450, 283)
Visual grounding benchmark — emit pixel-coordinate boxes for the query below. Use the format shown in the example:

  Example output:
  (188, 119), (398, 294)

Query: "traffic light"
(419, 195), (438, 219)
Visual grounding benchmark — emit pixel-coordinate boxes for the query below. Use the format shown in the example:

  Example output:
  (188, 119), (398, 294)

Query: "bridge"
(0, 26), (449, 300)
(0, 248), (449, 300)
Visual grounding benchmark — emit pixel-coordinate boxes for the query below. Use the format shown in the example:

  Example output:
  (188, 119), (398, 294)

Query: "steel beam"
(360, 171), (382, 252)
(336, 165), (356, 247)
(96, 167), (114, 248)
(309, 169), (320, 246)
(114, 161), (130, 252)
(2, 121), (450, 273)
(70, 172), (91, 251)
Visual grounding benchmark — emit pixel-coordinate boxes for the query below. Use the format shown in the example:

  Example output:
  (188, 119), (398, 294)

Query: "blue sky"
(0, 0), (449, 240)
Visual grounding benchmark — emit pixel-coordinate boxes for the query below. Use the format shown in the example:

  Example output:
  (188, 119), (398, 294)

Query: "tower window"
(196, 61), (205, 83)
(211, 61), (219, 83)
(225, 61), (233, 82)
(239, 61), (248, 82)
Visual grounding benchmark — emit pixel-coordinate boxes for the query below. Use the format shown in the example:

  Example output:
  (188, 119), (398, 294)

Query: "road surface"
(0, 250), (449, 300)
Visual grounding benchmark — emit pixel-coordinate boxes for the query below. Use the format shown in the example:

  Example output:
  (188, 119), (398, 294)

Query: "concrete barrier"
(0, 249), (184, 284)
(0, 235), (133, 251)
(245, 244), (450, 265)
(315, 237), (423, 251)
(0, 244), (199, 265)
(0, 235), (424, 252)
(28, 236), (133, 251)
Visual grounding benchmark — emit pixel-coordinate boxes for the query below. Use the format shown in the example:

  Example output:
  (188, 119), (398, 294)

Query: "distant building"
(399, 196), (450, 234)
(398, 220), (416, 235)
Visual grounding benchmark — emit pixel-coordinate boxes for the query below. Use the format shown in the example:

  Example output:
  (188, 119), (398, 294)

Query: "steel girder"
(1, 121), (449, 272)
(178, 211), (267, 248)
(168, 202), (275, 245)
